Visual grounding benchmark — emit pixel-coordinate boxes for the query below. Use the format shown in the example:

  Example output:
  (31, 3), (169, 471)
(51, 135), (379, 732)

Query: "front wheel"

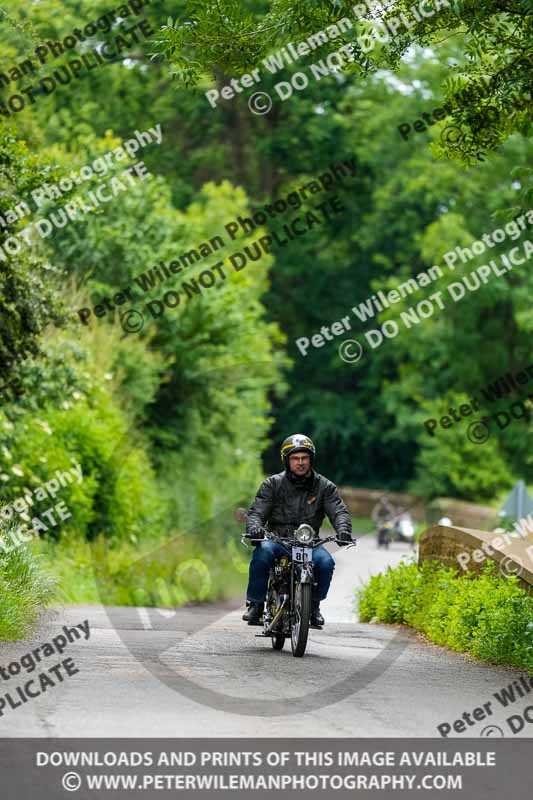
(291, 582), (312, 657)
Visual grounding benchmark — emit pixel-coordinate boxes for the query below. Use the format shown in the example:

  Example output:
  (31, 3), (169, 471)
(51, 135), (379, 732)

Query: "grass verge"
(34, 531), (248, 608)
(357, 559), (533, 671)
(0, 523), (56, 640)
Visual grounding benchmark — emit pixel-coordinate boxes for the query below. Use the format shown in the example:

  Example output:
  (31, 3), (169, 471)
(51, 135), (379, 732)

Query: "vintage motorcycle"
(237, 510), (355, 657)
(377, 519), (394, 549)
(376, 511), (416, 550)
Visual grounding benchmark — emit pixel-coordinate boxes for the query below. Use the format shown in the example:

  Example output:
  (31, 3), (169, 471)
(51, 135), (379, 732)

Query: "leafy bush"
(34, 520), (248, 608)
(0, 328), (168, 544)
(0, 122), (65, 378)
(0, 520), (56, 639)
(410, 396), (514, 502)
(358, 559), (533, 670)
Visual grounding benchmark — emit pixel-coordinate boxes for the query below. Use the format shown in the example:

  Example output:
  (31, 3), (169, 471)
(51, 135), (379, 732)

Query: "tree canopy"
(0, 0), (531, 553)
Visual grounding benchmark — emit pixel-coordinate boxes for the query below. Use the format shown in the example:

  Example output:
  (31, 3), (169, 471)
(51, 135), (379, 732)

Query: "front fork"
(290, 560), (315, 623)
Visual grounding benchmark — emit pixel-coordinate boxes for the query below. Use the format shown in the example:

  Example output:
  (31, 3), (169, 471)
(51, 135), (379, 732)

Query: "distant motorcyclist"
(243, 434), (353, 627)
(372, 495), (396, 548)
(372, 495), (395, 526)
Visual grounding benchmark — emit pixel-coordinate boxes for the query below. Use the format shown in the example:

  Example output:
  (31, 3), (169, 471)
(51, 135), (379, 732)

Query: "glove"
(336, 532), (353, 547)
(247, 526), (264, 541)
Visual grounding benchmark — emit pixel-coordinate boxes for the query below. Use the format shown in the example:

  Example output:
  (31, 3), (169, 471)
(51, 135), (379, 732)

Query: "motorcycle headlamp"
(295, 524), (314, 544)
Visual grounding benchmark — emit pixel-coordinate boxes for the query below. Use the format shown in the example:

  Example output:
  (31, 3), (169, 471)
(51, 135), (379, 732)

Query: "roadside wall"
(339, 487), (497, 530)
(419, 524), (533, 595)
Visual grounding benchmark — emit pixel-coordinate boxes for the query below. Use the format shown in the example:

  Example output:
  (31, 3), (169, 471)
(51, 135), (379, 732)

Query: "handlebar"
(239, 509), (356, 547)
(243, 530), (356, 548)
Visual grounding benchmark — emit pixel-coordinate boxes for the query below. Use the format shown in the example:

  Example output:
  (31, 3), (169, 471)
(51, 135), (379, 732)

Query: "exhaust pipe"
(263, 596), (287, 634)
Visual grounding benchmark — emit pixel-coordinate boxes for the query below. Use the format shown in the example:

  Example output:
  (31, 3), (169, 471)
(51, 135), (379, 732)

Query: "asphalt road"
(1, 533), (531, 738)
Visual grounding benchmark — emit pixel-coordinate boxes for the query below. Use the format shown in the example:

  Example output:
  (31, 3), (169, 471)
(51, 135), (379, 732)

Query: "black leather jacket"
(246, 470), (352, 540)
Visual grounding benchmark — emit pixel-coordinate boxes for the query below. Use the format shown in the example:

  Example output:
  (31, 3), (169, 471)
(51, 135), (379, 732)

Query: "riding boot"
(310, 600), (324, 628)
(242, 602), (262, 625)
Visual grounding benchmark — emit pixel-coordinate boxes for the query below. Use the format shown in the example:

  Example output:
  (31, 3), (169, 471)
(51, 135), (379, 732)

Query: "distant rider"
(372, 495), (395, 527)
(243, 434), (353, 628)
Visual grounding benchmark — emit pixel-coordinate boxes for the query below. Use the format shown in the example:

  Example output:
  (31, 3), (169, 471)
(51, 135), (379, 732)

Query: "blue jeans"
(246, 540), (335, 604)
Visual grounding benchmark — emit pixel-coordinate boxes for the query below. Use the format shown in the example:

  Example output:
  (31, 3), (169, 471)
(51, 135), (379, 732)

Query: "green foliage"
(34, 522), (249, 608)
(0, 521), (56, 639)
(410, 394), (514, 501)
(351, 516), (375, 535)
(0, 328), (168, 544)
(358, 559), (533, 670)
(0, 123), (65, 377)
(0, 37), (287, 632)
(0, 0), (532, 635)
(152, 1), (532, 163)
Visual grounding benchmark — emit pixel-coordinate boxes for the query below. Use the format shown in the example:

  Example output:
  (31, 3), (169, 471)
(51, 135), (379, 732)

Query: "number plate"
(292, 546), (312, 563)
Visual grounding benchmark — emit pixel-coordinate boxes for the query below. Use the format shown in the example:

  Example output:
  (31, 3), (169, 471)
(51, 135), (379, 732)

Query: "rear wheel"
(291, 582), (311, 657)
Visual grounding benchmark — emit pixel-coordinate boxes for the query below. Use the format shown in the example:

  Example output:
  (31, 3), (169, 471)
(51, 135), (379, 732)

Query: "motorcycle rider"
(372, 494), (395, 547)
(372, 495), (395, 526)
(243, 434), (353, 628)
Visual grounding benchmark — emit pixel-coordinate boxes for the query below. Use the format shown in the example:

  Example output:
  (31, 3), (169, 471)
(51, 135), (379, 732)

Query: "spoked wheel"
(291, 582), (312, 657)
(271, 633), (285, 651)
